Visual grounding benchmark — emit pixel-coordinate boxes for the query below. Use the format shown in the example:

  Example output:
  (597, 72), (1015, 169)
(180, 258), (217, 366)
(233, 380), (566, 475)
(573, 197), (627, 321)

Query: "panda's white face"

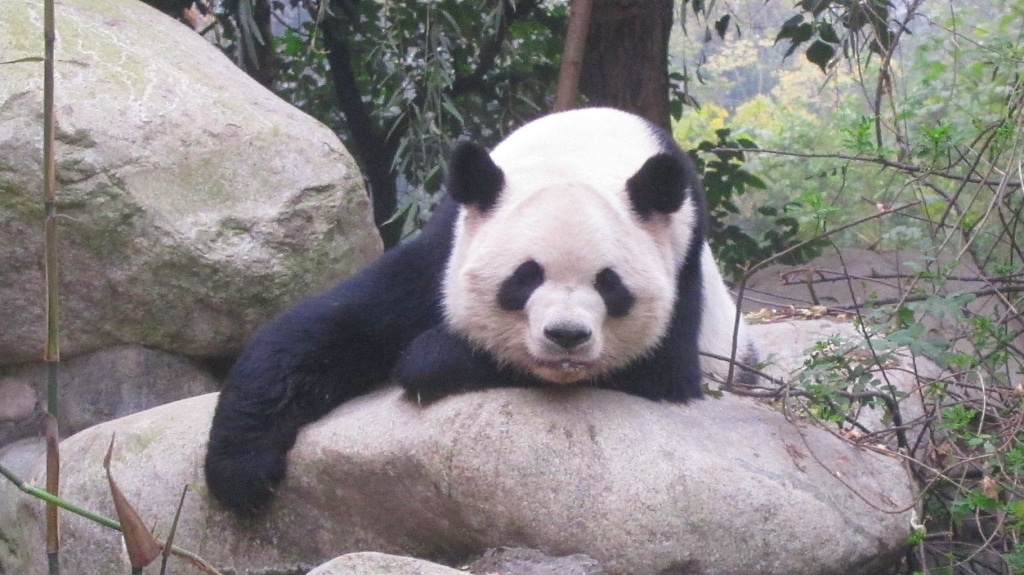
(444, 180), (685, 384)
(441, 108), (703, 385)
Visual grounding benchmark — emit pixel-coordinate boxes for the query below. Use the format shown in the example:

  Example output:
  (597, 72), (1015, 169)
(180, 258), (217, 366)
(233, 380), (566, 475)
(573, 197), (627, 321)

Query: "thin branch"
(827, 285), (1024, 313)
(740, 200), (923, 283)
(776, 269), (1024, 286)
(710, 146), (1021, 188)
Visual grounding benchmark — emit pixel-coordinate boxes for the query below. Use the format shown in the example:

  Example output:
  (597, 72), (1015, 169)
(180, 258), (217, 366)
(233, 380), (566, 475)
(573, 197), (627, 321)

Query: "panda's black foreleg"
(205, 198), (458, 516)
(662, 256), (706, 402)
(205, 292), (411, 516)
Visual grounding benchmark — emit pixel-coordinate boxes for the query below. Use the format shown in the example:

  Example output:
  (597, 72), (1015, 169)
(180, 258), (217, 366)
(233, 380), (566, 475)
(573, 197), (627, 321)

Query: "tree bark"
(578, 0), (673, 130)
(321, 19), (401, 245)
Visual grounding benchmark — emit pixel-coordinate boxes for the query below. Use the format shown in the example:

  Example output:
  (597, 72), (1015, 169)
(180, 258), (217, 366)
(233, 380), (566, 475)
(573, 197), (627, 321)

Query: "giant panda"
(205, 107), (758, 516)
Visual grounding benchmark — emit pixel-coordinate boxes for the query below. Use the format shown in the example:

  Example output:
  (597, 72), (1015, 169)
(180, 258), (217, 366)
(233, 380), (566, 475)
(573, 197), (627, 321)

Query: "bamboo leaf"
(103, 436), (162, 569)
(159, 485), (189, 575)
(0, 57), (45, 64)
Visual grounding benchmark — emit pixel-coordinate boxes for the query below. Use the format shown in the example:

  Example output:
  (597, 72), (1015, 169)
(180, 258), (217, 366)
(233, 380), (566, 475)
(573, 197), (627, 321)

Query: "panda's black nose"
(544, 325), (591, 349)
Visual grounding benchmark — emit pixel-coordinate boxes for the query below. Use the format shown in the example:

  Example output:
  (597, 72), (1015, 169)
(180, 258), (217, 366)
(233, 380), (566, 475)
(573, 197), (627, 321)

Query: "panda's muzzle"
(525, 292), (605, 381)
(543, 324), (592, 350)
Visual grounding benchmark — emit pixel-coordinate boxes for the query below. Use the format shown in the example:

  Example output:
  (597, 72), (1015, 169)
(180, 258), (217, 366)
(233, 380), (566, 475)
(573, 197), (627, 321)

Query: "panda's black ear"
(626, 153), (690, 218)
(446, 142), (505, 212)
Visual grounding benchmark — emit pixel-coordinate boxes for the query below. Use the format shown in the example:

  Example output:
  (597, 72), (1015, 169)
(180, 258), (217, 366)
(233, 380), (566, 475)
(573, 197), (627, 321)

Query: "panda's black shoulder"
(249, 196), (462, 370)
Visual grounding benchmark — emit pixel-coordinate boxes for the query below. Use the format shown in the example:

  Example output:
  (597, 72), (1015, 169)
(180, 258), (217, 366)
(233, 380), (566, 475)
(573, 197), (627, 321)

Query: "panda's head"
(441, 110), (701, 384)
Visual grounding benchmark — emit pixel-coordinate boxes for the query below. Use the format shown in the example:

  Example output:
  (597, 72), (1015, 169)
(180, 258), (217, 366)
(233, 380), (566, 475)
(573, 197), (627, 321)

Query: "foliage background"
(673, 3), (1024, 573)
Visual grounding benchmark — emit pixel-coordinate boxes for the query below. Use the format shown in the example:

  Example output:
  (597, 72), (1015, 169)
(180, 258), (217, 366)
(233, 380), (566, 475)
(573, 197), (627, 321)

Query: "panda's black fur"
(205, 108), (754, 516)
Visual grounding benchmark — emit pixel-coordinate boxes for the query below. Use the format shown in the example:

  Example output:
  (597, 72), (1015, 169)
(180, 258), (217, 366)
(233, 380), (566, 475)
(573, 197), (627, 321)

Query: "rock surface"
(0, 0), (381, 364)
(0, 380), (36, 425)
(0, 381), (914, 575)
(308, 548), (606, 575)
(467, 547), (606, 575)
(308, 552), (465, 575)
(0, 345), (220, 447)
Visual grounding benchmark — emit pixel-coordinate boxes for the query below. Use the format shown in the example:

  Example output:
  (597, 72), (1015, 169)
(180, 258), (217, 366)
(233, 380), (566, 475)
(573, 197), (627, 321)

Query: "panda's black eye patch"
(497, 260), (544, 311)
(595, 268), (634, 317)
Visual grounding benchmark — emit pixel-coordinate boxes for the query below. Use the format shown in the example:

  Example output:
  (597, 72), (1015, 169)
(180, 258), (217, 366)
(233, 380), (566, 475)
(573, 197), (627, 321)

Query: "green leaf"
(802, 0), (831, 17)
(780, 14), (805, 32)
(784, 23), (815, 57)
(776, 15), (809, 54)
(743, 173), (767, 189)
(819, 23), (840, 44)
(1011, 500), (1024, 519)
(714, 15), (730, 39)
(806, 39), (835, 72)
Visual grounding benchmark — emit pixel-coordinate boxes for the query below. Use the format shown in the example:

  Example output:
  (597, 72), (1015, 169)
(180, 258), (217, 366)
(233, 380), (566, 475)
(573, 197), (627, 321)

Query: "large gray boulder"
(0, 382), (914, 575)
(0, 0), (381, 364)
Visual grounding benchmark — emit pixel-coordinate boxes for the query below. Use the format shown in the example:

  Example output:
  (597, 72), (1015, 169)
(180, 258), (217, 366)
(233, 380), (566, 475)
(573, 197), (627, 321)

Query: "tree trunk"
(320, 19), (402, 247)
(579, 0), (673, 130)
(552, 0), (594, 112)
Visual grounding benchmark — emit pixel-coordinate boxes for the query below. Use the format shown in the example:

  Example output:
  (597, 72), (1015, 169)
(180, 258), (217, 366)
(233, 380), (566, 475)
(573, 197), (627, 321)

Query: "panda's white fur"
(443, 107), (751, 384)
(698, 242), (755, 380)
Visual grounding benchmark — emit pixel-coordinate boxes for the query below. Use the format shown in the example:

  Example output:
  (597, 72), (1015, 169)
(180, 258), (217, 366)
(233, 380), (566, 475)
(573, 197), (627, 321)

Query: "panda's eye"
(595, 268), (634, 317)
(497, 260), (544, 311)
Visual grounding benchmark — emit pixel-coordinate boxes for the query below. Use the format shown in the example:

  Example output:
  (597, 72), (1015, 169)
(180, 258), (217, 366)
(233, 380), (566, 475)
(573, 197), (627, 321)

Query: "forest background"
(139, 0), (1024, 573)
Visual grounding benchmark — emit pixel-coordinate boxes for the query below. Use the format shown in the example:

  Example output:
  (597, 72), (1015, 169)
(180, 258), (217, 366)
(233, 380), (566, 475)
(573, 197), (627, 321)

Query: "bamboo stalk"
(41, 0), (61, 572)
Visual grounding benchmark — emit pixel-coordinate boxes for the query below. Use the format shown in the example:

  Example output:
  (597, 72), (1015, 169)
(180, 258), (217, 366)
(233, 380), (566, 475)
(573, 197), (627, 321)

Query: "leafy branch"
(708, 146), (1024, 189)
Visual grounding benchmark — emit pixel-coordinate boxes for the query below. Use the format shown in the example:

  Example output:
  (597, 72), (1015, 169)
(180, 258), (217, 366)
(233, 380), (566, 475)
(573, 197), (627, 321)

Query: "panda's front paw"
(400, 377), (457, 405)
(204, 437), (288, 517)
(394, 326), (497, 404)
(394, 349), (471, 404)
